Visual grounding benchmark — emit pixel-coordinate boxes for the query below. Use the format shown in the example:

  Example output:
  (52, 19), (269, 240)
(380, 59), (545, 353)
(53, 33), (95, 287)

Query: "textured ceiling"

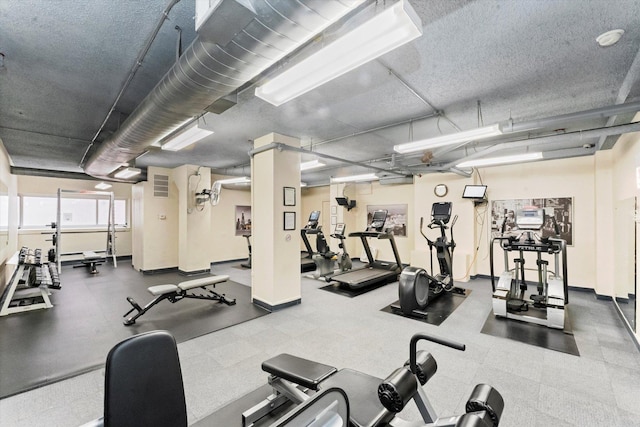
(1, 0), (640, 185)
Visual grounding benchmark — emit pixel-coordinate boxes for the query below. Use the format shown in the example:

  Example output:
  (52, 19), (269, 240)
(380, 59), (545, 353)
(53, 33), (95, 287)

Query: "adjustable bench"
(123, 275), (235, 326)
(73, 251), (103, 274)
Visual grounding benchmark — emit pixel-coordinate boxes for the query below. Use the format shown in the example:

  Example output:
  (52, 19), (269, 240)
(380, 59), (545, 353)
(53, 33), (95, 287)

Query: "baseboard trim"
(613, 301), (640, 352)
(140, 266), (179, 275)
(252, 298), (301, 312)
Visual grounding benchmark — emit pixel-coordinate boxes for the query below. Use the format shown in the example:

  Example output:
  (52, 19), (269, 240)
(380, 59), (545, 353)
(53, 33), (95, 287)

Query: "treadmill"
(330, 210), (403, 289)
(300, 210), (320, 273)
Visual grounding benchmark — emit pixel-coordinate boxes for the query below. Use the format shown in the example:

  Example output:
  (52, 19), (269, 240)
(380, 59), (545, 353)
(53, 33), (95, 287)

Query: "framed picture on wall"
(283, 187), (295, 206)
(235, 205), (251, 236)
(284, 211), (296, 230)
(366, 204), (407, 237)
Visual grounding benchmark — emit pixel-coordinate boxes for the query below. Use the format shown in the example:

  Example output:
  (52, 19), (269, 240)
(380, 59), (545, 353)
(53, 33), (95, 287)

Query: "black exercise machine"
(123, 275), (235, 326)
(329, 210), (402, 290)
(300, 210), (321, 273)
(242, 332), (504, 427)
(241, 234), (252, 269)
(81, 330), (351, 427)
(396, 202), (465, 317)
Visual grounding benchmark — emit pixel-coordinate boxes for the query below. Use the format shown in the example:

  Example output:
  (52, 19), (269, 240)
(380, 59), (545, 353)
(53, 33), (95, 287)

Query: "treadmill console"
(305, 210), (320, 229)
(367, 210), (388, 232)
(515, 207), (544, 230)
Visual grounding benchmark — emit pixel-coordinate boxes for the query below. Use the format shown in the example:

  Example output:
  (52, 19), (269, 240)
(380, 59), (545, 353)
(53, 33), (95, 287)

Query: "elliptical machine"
(397, 202), (463, 317)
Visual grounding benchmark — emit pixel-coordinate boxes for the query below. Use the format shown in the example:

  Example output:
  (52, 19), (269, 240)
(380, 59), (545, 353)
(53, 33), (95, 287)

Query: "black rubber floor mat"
(480, 309), (579, 356)
(380, 289), (470, 326)
(0, 260), (268, 398)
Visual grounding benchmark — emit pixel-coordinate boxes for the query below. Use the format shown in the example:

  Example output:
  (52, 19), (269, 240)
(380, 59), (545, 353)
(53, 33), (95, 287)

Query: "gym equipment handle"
(409, 333), (465, 375)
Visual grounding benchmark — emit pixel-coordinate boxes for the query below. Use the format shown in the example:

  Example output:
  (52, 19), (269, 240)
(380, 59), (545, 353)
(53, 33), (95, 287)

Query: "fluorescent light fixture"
(330, 173), (379, 183)
(255, 0), (422, 106)
(300, 160), (326, 171)
(217, 176), (251, 185)
(394, 124), (503, 154)
(456, 152), (543, 169)
(301, 182), (308, 187)
(161, 121), (214, 151)
(114, 167), (142, 179)
(94, 182), (112, 190)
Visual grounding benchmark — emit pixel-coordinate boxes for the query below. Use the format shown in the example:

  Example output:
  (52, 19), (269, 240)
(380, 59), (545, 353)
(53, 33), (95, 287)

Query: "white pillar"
(251, 133), (301, 310)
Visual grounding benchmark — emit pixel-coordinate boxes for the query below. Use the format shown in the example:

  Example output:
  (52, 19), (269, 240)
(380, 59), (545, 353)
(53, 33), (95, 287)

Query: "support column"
(251, 133), (301, 310)
(173, 165), (212, 274)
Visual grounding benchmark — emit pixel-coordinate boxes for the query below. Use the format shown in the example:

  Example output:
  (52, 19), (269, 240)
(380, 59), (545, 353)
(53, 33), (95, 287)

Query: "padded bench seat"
(83, 251), (102, 260)
(262, 353), (337, 390)
(261, 354), (393, 427)
(147, 275), (230, 296)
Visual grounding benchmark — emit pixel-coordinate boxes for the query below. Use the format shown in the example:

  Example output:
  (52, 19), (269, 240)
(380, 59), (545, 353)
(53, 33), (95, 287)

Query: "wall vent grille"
(154, 174), (169, 198)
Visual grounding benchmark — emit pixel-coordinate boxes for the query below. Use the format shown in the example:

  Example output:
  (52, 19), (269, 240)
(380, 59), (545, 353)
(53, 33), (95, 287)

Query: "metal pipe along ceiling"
(84, 0), (365, 179)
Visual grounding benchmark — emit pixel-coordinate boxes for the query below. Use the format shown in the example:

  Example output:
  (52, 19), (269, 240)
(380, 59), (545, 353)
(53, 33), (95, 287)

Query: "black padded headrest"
(104, 330), (187, 427)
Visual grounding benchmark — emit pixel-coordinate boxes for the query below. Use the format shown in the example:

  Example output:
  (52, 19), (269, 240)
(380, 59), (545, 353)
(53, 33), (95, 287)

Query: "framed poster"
(235, 205), (251, 236)
(283, 187), (296, 206)
(366, 204), (407, 237)
(284, 211), (296, 230)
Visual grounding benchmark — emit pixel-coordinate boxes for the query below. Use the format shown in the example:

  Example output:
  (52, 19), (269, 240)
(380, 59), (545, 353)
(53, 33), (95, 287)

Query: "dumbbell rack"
(0, 249), (56, 316)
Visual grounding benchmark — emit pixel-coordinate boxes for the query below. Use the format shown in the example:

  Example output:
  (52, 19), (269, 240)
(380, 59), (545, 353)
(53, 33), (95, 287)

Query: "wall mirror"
(613, 196), (636, 332)
(0, 179), (8, 250)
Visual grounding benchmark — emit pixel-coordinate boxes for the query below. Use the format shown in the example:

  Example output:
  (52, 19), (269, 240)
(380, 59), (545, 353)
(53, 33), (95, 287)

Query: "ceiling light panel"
(255, 0), (422, 106)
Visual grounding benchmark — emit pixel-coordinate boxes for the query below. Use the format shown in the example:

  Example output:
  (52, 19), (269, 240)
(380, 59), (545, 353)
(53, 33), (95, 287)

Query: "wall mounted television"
(462, 185), (487, 199)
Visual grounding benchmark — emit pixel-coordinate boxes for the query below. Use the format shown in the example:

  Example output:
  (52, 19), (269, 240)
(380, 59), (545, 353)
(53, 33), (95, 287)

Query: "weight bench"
(73, 251), (103, 274)
(123, 275), (235, 326)
(243, 334), (504, 427)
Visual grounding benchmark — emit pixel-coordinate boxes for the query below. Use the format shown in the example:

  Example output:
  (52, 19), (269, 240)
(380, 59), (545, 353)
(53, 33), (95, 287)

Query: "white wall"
(210, 174), (252, 263)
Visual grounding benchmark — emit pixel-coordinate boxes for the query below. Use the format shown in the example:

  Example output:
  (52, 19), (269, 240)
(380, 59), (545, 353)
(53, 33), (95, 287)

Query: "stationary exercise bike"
(308, 226), (337, 280)
(241, 234), (252, 269)
(397, 202), (463, 317)
(330, 223), (352, 274)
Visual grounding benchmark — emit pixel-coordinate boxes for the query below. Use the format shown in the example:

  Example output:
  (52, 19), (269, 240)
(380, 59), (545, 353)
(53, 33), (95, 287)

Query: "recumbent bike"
(397, 202), (464, 317)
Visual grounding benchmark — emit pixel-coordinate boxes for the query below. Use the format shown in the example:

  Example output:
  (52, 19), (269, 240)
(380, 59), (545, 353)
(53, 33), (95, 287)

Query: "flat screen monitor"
(368, 210), (388, 232)
(462, 185), (487, 199)
(335, 197), (348, 206)
(432, 202), (452, 223)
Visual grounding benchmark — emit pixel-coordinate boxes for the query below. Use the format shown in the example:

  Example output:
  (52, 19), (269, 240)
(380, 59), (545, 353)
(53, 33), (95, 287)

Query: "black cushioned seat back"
(104, 330), (187, 427)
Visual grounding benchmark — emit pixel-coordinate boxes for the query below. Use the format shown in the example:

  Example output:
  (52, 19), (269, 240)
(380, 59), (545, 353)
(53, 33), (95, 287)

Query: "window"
(21, 195), (128, 228)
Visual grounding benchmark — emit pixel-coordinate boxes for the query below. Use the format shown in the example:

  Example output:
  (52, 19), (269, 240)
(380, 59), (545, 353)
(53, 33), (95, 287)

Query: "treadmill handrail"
(349, 231), (386, 238)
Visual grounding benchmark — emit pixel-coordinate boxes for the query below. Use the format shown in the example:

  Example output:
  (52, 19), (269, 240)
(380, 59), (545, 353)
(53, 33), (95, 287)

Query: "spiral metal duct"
(84, 0), (365, 179)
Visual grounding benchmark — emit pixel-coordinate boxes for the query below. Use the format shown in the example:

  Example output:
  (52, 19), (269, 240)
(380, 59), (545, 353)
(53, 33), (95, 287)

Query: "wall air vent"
(153, 174), (169, 198)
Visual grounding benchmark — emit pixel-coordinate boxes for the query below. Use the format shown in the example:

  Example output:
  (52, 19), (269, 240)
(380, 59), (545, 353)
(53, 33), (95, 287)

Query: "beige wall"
(473, 156), (597, 290)
(131, 166), (179, 271)
(210, 174), (252, 263)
